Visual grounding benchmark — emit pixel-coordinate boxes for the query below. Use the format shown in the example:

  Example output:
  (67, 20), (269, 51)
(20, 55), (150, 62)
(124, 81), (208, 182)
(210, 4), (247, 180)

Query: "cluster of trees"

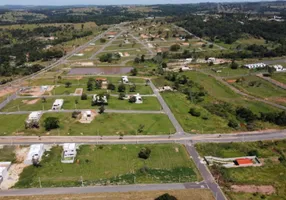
(99, 53), (120, 63)
(87, 78), (102, 91)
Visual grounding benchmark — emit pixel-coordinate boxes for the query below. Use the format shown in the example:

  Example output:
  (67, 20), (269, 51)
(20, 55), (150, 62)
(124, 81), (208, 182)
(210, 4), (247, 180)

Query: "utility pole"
(80, 176), (84, 187)
(38, 177), (42, 188)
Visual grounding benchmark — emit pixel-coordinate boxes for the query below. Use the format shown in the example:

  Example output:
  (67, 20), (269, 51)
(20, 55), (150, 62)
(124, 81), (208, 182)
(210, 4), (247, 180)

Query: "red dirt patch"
(22, 98), (40, 105)
(226, 79), (236, 83)
(231, 185), (276, 195)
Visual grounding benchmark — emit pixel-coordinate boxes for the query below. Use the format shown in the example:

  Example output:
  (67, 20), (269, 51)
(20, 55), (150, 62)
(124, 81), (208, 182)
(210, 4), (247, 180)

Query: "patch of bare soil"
(0, 88), (17, 98)
(231, 185), (276, 195)
(0, 147), (29, 190)
(272, 97), (286, 104)
(84, 47), (94, 52)
(20, 86), (54, 96)
(66, 76), (83, 80)
(22, 98), (40, 105)
(74, 88), (83, 95)
(194, 42), (205, 46)
(226, 79), (236, 83)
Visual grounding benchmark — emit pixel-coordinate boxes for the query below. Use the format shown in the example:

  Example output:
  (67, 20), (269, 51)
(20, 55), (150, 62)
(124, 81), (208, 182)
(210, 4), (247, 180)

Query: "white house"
(134, 93), (143, 104)
(92, 94), (108, 104)
(24, 144), (45, 165)
(52, 99), (64, 110)
(0, 162), (11, 183)
(61, 143), (77, 164)
(207, 57), (216, 63)
(181, 66), (191, 71)
(273, 65), (286, 72)
(74, 53), (84, 57)
(244, 63), (266, 69)
(122, 76), (129, 84)
(25, 112), (42, 127)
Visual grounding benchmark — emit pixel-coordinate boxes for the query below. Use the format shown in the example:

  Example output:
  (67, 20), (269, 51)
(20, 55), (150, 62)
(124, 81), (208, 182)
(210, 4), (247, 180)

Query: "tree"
(268, 66), (276, 76)
(132, 42), (136, 48)
(228, 119), (238, 128)
(118, 93), (125, 100)
(155, 193), (178, 200)
(130, 68), (138, 76)
(137, 124), (145, 133)
(118, 84), (126, 92)
(189, 108), (201, 117)
(98, 105), (105, 114)
(230, 60), (239, 69)
(170, 44), (180, 51)
(162, 62), (168, 68)
(129, 84), (136, 92)
(95, 80), (102, 89)
(129, 96), (137, 103)
(107, 83), (116, 90)
(42, 97), (47, 103)
(138, 147), (151, 159)
(44, 117), (59, 131)
(134, 57), (140, 64)
(72, 111), (81, 118)
(99, 53), (113, 63)
(65, 82), (72, 88)
(100, 38), (106, 43)
(141, 54), (145, 62)
(81, 93), (87, 100)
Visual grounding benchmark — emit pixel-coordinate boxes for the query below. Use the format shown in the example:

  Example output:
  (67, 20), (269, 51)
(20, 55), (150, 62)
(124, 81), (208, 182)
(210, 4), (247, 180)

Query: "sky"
(0, 0), (275, 6)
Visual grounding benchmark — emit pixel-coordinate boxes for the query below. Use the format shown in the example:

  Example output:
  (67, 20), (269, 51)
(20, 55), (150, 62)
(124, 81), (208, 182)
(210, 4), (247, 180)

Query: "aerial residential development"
(0, 1), (285, 200)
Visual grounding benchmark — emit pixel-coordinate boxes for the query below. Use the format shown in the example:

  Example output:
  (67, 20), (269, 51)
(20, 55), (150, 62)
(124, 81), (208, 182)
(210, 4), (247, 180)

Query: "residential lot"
(196, 140), (286, 200)
(0, 113), (175, 136)
(271, 73), (286, 84)
(15, 144), (200, 188)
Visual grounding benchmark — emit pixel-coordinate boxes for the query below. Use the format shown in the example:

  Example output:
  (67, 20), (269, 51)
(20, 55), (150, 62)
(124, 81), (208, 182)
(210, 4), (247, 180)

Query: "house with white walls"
(61, 143), (77, 164)
(24, 144), (45, 165)
(52, 99), (64, 110)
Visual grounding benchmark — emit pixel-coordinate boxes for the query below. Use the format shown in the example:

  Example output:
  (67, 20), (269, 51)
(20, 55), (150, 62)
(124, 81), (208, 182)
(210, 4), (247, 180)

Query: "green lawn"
(15, 144), (200, 188)
(183, 71), (280, 114)
(271, 72), (286, 84)
(204, 67), (267, 78)
(230, 76), (286, 106)
(0, 146), (16, 162)
(1, 96), (160, 112)
(162, 92), (232, 134)
(196, 140), (286, 200)
(0, 113), (174, 136)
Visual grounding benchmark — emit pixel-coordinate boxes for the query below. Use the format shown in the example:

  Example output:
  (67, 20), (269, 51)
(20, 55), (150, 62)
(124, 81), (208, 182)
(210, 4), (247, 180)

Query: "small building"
(134, 93), (143, 104)
(61, 143), (77, 164)
(122, 76), (129, 84)
(25, 111), (42, 128)
(0, 162), (12, 184)
(273, 65), (286, 72)
(52, 99), (64, 110)
(74, 53), (84, 57)
(207, 57), (216, 63)
(24, 144), (45, 165)
(158, 86), (173, 92)
(92, 94), (108, 105)
(96, 78), (108, 89)
(244, 63), (266, 69)
(181, 66), (191, 71)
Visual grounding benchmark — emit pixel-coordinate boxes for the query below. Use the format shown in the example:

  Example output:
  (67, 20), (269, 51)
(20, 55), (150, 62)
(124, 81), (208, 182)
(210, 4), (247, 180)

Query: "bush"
(72, 111), (81, 119)
(228, 119), (239, 128)
(129, 96), (136, 103)
(44, 117), (59, 131)
(155, 193), (178, 200)
(247, 150), (259, 157)
(230, 60), (239, 69)
(170, 44), (180, 51)
(189, 108), (201, 117)
(131, 68), (138, 76)
(118, 93), (125, 100)
(118, 84), (126, 92)
(107, 83), (116, 90)
(138, 147), (151, 159)
(81, 93), (87, 100)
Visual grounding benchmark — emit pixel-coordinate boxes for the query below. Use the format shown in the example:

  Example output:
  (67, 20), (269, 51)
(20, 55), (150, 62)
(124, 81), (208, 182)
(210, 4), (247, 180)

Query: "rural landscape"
(0, 1), (285, 200)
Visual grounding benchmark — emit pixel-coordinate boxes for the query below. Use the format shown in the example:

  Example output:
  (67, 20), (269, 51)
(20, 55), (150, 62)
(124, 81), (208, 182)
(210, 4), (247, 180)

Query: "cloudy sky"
(0, 0), (274, 6)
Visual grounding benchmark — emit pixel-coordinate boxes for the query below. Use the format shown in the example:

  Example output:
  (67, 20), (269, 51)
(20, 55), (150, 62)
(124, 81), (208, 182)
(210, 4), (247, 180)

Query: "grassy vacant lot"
(0, 113), (174, 136)
(162, 92), (232, 134)
(0, 146), (16, 162)
(15, 144), (200, 188)
(183, 71), (280, 114)
(196, 140), (286, 200)
(271, 72), (286, 84)
(230, 76), (286, 105)
(0, 189), (214, 200)
(1, 96), (161, 112)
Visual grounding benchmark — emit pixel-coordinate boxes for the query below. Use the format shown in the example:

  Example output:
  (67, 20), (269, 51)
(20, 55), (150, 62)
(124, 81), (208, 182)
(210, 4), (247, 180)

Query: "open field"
(0, 189), (214, 200)
(183, 71), (281, 114)
(0, 146), (16, 162)
(15, 144), (200, 188)
(0, 113), (175, 136)
(271, 72), (286, 84)
(230, 76), (286, 106)
(196, 140), (286, 200)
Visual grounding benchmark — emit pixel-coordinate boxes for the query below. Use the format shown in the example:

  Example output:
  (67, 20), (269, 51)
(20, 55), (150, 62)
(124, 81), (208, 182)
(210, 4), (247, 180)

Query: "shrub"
(107, 83), (116, 90)
(44, 117), (59, 131)
(155, 193), (178, 200)
(129, 96), (136, 103)
(170, 44), (180, 51)
(118, 84), (126, 92)
(118, 93), (125, 100)
(189, 108), (201, 117)
(81, 93), (87, 100)
(228, 119), (239, 128)
(72, 111), (81, 119)
(138, 147), (151, 159)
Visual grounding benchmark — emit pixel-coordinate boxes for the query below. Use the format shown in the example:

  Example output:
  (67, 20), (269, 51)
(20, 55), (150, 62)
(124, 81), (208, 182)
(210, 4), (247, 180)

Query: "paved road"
(0, 182), (207, 197)
(149, 80), (185, 135)
(198, 70), (286, 110)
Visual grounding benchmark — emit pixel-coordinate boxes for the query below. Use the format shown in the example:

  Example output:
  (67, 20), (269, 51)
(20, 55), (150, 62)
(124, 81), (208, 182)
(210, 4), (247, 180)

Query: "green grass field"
(196, 140), (286, 200)
(162, 92), (232, 134)
(0, 113), (174, 136)
(0, 146), (16, 162)
(230, 76), (286, 106)
(15, 144), (200, 188)
(183, 71), (280, 114)
(271, 73), (286, 84)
